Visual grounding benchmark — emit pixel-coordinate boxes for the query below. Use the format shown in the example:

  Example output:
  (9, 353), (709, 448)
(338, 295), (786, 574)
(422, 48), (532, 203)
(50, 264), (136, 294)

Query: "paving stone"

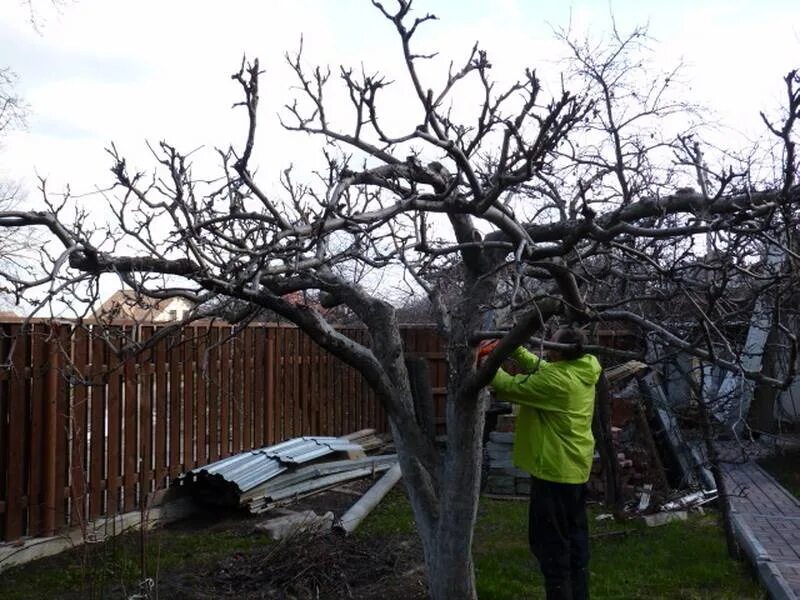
(722, 461), (800, 596)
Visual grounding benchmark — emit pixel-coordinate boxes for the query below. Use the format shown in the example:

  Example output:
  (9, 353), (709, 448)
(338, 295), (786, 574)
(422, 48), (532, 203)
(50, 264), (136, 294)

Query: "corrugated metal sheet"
(187, 436), (363, 493)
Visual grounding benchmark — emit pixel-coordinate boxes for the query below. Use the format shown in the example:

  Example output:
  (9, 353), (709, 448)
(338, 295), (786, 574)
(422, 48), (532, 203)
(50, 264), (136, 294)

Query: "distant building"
(96, 289), (194, 322)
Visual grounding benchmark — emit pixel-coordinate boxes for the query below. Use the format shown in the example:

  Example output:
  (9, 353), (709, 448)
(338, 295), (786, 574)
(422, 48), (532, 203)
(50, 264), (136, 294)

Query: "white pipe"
(334, 463), (402, 535)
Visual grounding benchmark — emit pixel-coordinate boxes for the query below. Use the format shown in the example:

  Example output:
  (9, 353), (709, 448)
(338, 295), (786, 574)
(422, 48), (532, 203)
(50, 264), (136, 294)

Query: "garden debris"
(605, 360), (648, 384)
(637, 483), (653, 512)
(247, 455), (399, 514)
(158, 526), (427, 600)
(344, 428), (392, 452)
(595, 513), (614, 521)
(255, 509), (335, 540)
(643, 510), (688, 527)
(334, 463), (403, 535)
(660, 489), (718, 512)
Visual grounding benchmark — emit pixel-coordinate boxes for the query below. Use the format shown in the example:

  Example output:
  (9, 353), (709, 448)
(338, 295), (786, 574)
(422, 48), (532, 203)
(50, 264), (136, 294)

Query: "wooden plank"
(334, 348), (343, 436)
(139, 326), (154, 500)
(253, 327), (265, 448)
(275, 327), (286, 441)
(219, 327), (231, 458)
(300, 331), (310, 434)
(354, 329), (364, 432)
(122, 326), (138, 512)
(231, 331), (241, 454)
(5, 324), (27, 540)
(291, 328), (301, 437)
(89, 328), (106, 519)
(53, 325), (70, 529)
(41, 328), (59, 535)
(106, 328), (122, 516)
(182, 328), (194, 470)
(265, 328), (275, 445)
(195, 327), (207, 465)
(154, 327), (168, 485)
(313, 336), (321, 433)
(242, 327), (253, 450)
(207, 327), (220, 462)
(168, 330), (181, 478)
(70, 326), (90, 525)
(27, 324), (47, 535)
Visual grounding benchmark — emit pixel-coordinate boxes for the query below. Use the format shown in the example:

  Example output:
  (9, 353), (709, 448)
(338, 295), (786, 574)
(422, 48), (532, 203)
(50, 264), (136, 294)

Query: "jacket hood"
(568, 354), (602, 385)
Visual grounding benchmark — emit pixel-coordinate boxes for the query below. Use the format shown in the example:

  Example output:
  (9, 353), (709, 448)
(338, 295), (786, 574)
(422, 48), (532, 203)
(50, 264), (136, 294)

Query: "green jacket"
(491, 346), (601, 484)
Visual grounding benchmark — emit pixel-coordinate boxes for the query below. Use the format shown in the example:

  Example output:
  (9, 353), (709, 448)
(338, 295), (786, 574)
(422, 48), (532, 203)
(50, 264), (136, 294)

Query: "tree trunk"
(427, 387), (486, 600)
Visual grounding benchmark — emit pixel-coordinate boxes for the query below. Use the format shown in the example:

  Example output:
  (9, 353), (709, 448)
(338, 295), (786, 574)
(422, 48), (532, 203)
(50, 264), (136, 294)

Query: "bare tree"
(0, 68), (40, 309)
(0, 3), (798, 597)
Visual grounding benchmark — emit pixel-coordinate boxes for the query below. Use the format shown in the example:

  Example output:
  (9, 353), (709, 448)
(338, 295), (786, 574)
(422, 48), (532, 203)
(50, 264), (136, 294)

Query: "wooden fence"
(0, 321), (446, 544)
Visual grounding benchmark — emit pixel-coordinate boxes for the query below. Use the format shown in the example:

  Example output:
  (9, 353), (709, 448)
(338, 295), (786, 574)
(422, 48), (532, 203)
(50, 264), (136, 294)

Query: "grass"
(361, 492), (763, 600)
(759, 448), (800, 498)
(0, 514), (273, 600)
(1, 492), (763, 599)
(473, 499), (761, 599)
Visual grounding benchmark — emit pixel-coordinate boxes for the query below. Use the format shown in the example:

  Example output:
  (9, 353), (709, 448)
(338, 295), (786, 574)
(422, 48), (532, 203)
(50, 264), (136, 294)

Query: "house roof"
(96, 289), (192, 321)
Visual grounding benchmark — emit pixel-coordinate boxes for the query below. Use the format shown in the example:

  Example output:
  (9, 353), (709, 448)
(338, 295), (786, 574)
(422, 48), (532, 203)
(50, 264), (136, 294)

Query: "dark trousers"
(528, 476), (590, 600)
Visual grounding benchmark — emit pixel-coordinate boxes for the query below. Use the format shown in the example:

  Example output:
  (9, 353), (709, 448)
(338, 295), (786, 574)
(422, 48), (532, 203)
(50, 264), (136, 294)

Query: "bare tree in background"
(0, 2), (798, 597)
(0, 67), (40, 309)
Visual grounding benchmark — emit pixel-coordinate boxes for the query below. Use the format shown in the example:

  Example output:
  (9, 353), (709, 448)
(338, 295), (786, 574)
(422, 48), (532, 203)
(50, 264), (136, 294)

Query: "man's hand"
(476, 340), (499, 366)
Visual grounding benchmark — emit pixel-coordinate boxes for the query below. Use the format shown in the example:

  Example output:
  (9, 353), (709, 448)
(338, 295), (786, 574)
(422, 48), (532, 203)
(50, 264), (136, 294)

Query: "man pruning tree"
(482, 327), (601, 600)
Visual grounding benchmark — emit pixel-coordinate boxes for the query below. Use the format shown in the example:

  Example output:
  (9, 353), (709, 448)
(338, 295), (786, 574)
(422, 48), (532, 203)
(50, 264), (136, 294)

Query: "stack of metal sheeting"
(178, 436), (364, 506)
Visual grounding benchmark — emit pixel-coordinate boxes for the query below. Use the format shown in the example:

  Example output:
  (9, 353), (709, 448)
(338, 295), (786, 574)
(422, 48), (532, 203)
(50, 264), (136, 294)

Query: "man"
(488, 327), (601, 600)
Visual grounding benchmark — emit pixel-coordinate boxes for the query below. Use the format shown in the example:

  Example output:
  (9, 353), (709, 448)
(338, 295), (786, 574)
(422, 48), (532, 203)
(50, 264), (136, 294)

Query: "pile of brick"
(484, 414), (531, 496)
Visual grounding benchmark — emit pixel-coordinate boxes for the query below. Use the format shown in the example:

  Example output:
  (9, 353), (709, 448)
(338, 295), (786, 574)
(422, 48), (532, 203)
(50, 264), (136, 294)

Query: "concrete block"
(486, 475), (516, 495)
(643, 511), (688, 527)
(255, 510), (334, 540)
(495, 415), (517, 432)
(489, 431), (515, 445)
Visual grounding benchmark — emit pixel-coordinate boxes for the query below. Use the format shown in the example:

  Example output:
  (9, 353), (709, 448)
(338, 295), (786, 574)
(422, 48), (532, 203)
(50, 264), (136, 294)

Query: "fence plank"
(27, 325), (48, 535)
(168, 329), (181, 479)
(122, 326), (138, 513)
(231, 332), (241, 454)
(89, 328), (106, 520)
(182, 328), (194, 470)
(275, 327), (286, 441)
(5, 325), (26, 540)
(219, 327), (231, 458)
(154, 329), (168, 485)
(195, 327), (207, 465)
(207, 327), (219, 462)
(140, 326), (154, 500)
(106, 329), (122, 516)
(265, 328), (275, 445)
(290, 329), (301, 437)
(243, 327), (253, 450)
(54, 325), (70, 530)
(70, 326), (90, 526)
(253, 327), (265, 448)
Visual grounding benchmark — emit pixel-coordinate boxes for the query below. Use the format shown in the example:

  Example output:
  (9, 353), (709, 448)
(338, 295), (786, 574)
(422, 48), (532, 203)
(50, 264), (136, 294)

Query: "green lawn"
(360, 493), (762, 599)
(472, 499), (760, 599)
(1, 491), (762, 599)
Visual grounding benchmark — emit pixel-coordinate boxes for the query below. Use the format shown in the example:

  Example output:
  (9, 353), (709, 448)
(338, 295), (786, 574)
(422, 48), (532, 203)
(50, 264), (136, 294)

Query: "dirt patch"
(157, 529), (427, 599)
(149, 481), (427, 599)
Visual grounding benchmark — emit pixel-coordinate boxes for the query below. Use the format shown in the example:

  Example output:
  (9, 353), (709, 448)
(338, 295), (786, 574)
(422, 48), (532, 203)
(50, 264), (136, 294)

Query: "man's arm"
(491, 366), (562, 411)
(510, 346), (548, 373)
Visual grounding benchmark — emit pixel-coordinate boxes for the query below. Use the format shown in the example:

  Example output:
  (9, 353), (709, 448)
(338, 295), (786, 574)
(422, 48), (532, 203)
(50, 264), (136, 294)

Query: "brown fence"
(0, 321), (446, 544)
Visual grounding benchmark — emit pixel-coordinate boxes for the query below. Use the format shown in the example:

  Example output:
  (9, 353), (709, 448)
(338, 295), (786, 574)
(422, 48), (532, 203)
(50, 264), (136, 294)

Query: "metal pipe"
(333, 463), (402, 535)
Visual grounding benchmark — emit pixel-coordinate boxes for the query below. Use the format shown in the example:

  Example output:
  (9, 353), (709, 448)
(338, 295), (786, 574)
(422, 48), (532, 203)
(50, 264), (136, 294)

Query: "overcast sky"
(2, 0), (799, 208)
